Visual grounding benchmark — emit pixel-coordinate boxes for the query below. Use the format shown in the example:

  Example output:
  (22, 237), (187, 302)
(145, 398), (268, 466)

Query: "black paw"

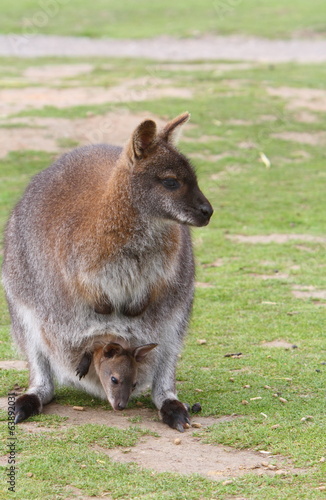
(160, 399), (190, 432)
(76, 351), (92, 379)
(14, 394), (41, 424)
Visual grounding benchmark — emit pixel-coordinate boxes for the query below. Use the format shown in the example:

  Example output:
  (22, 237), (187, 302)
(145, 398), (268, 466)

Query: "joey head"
(76, 342), (158, 411)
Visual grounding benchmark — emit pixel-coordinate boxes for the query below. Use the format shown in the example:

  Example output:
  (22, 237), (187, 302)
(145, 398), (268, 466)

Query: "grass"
(0, 55), (326, 498)
(0, 0), (325, 39)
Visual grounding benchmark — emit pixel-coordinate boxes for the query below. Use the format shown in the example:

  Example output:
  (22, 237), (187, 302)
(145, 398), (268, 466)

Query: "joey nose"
(117, 403), (125, 411)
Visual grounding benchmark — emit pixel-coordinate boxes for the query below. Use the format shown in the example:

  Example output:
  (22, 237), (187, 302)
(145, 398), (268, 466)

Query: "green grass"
(0, 0), (326, 39)
(1, 57), (326, 499)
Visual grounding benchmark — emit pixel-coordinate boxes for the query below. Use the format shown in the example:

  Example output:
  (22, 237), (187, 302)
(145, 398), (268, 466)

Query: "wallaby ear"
(103, 342), (124, 359)
(129, 119), (157, 160)
(133, 343), (158, 363)
(159, 112), (190, 145)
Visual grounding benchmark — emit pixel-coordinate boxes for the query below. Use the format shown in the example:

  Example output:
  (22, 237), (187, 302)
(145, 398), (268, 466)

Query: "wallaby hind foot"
(14, 394), (42, 424)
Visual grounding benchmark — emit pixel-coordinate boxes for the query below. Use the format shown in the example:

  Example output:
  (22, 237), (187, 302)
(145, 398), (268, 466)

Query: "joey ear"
(103, 342), (124, 359)
(129, 119), (157, 160)
(133, 343), (158, 363)
(159, 112), (190, 144)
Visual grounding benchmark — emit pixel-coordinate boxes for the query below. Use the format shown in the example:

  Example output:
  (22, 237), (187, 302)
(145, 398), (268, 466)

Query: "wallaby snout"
(192, 189), (214, 227)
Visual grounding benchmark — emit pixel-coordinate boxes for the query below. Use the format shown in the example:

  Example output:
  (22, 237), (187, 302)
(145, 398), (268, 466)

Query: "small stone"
(26, 472), (33, 477)
(272, 393), (278, 398)
(174, 438), (182, 445)
(80, 464), (87, 468)
(268, 464), (277, 470)
(195, 388), (203, 393)
(319, 457), (325, 463)
(264, 385), (271, 389)
(72, 406), (84, 411)
(275, 470), (287, 475)
(241, 400), (249, 405)
(229, 377), (235, 382)
(261, 461), (269, 467)
(243, 384), (251, 389)
(192, 422), (202, 428)
(191, 403), (202, 413)
(222, 480), (233, 486)
(197, 339), (207, 345)
(271, 424), (280, 429)
(279, 397), (287, 404)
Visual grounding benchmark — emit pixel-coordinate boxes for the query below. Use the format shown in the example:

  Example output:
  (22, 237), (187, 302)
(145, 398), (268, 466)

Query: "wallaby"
(2, 112), (213, 432)
(76, 340), (158, 411)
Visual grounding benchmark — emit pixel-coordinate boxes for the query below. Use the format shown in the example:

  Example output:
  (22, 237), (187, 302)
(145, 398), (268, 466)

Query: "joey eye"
(161, 178), (180, 190)
(111, 376), (118, 385)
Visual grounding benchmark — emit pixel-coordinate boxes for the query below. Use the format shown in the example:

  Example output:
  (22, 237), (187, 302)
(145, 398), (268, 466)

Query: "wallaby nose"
(200, 202), (213, 220)
(117, 403), (125, 411)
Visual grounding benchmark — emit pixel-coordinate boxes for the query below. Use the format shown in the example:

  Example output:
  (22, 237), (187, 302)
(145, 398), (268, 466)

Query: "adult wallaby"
(76, 339), (158, 411)
(2, 112), (213, 432)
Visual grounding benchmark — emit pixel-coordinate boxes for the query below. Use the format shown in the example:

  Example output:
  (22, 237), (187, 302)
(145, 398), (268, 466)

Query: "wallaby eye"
(111, 376), (118, 385)
(161, 178), (180, 190)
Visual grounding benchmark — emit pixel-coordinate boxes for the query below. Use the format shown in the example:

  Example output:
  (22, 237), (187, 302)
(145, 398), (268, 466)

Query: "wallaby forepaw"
(160, 399), (190, 432)
(76, 351), (92, 379)
(14, 394), (41, 424)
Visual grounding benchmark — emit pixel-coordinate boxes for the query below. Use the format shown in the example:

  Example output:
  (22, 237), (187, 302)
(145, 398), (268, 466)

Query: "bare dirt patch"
(94, 436), (295, 481)
(251, 273), (289, 280)
(261, 340), (296, 349)
(266, 86), (326, 112)
(292, 286), (326, 301)
(23, 63), (95, 83)
(195, 281), (214, 288)
(202, 258), (225, 268)
(2, 34), (326, 63)
(153, 62), (256, 72)
(0, 360), (28, 370)
(0, 398), (303, 481)
(271, 131), (326, 146)
(0, 76), (192, 118)
(0, 110), (167, 158)
(227, 234), (326, 245)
